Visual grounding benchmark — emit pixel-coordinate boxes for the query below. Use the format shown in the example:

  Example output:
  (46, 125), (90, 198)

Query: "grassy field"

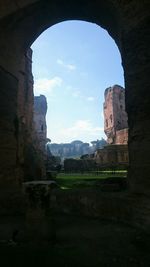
(56, 171), (127, 189)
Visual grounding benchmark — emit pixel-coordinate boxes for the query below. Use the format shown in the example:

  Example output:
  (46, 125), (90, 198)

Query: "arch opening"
(0, 2), (150, 244)
(31, 20), (128, 189)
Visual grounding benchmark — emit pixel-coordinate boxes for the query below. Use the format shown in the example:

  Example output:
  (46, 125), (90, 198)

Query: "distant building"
(49, 139), (107, 160)
(49, 140), (90, 159)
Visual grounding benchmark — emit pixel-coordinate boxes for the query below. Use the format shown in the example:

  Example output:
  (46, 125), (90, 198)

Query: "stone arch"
(0, 0), (150, 198)
(2, 0), (121, 50)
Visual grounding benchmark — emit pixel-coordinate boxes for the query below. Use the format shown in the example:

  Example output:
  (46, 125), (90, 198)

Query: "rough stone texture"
(0, 0), (149, 239)
(23, 180), (56, 243)
(28, 94), (48, 180)
(95, 144), (128, 167)
(50, 189), (150, 231)
(17, 48), (34, 182)
(95, 84), (129, 168)
(33, 95), (47, 155)
(0, 67), (18, 186)
(16, 49), (47, 182)
(115, 128), (128, 145)
(104, 85), (128, 144)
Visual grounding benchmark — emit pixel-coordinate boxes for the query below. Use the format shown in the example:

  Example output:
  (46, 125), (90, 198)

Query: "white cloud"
(60, 120), (104, 140)
(34, 76), (62, 95)
(57, 58), (76, 71)
(87, 96), (95, 101)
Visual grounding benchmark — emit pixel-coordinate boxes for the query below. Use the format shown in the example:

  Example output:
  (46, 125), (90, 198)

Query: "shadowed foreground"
(1, 215), (150, 267)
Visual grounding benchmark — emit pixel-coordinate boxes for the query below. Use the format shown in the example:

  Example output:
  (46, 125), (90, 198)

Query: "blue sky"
(31, 20), (124, 143)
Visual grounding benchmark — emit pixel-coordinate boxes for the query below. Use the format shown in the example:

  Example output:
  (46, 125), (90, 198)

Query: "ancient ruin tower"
(33, 95), (47, 153)
(103, 85), (128, 144)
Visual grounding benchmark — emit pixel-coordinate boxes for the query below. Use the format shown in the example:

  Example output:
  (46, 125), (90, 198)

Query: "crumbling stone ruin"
(104, 85), (128, 145)
(34, 95), (47, 153)
(0, 0), (150, 254)
(17, 50), (47, 182)
(32, 94), (48, 179)
(94, 144), (128, 168)
(95, 85), (129, 167)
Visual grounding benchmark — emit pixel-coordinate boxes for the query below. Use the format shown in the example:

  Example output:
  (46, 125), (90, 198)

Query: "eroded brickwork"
(33, 95), (47, 154)
(17, 50), (47, 181)
(95, 85), (129, 168)
(0, 0), (149, 242)
(95, 144), (129, 167)
(104, 85), (128, 144)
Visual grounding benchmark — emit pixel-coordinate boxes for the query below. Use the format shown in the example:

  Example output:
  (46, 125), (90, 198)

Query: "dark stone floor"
(0, 215), (150, 267)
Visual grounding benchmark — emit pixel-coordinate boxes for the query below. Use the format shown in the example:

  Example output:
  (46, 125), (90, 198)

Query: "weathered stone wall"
(95, 144), (128, 167)
(33, 95), (47, 153)
(0, 49), (35, 220)
(101, 85), (129, 168)
(104, 85), (128, 145)
(104, 87), (114, 143)
(32, 95), (48, 179)
(115, 128), (128, 145)
(0, 46), (47, 186)
(113, 85), (128, 131)
(16, 49), (47, 181)
(0, 0), (149, 196)
(50, 189), (150, 231)
(17, 49), (34, 182)
(0, 67), (18, 187)
(0, 0), (149, 240)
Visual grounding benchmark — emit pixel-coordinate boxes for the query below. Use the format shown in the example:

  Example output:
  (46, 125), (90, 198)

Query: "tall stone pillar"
(122, 18), (150, 195)
(0, 66), (24, 219)
(0, 42), (26, 239)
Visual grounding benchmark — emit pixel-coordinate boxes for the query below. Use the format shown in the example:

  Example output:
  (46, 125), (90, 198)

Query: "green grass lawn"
(56, 171), (127, 189)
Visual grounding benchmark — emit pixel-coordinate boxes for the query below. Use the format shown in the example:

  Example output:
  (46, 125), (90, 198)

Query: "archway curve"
(2, 0), (121, 53)
(0, 1), (150, 246)
(0, 0), (124, 195)
(0, 0), (150, 196)
(31, 19), (125, 145)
